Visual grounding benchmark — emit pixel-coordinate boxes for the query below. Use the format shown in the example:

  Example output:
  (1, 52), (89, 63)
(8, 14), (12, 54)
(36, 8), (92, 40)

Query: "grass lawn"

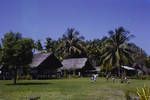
(0, 78), (150, 100)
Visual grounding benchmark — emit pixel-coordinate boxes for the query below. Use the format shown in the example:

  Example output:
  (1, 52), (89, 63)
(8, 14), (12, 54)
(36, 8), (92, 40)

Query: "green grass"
(0, 78), (150, 100)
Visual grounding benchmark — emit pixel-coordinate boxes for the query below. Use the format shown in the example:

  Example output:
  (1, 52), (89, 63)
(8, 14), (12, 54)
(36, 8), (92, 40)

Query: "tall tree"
(58, 28), (86, 58)
(35, 40), (43, 52)
(1, 32), (34, 84)
(45, 37), (53, 52)
(100, 27), (134, 76)
(44, 37), (58, 53)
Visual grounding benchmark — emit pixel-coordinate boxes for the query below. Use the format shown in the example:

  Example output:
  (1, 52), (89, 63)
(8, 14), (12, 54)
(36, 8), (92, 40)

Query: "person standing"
(93, 74), (97, 82)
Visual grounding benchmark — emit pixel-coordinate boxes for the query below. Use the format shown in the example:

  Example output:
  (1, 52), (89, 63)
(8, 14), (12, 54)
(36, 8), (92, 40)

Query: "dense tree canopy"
(0, 27), (149, 81)
(85, 38), (105, 66)
(0, 32), (34, 84)
(57, 28), (86, 58)
(145, 56), (150, 68)
(44, 37), (59, 53)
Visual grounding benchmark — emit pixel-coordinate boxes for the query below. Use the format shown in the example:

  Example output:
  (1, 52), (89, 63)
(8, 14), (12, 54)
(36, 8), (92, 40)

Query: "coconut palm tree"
(58, 28), (86, 58)
(100, 27), (134, 76)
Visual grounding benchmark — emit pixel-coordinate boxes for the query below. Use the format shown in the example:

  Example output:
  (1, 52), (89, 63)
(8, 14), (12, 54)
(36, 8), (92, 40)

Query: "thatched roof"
(62, 58), (87, 70)
(30, 53), (52, 68)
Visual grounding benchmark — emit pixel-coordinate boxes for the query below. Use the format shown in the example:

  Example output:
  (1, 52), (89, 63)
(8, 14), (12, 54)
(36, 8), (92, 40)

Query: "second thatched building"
(61, 58), (96, 76)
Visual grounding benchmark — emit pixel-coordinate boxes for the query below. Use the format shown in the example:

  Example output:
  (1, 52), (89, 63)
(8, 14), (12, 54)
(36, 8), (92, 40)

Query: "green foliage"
(17, 74), (32, 80)
(137, 85), (150, 100)
(1, 32), (21, 66)
(100, 27), (135, 72)
(85, 39), (103, 66)
(1, 32), (33, 66)
(0, 43), (2, 64)
(45, 37), (53, 52)
(0, 31), (34, 84)
(145, 56), (150, 68)
(35, 40), (43, 51)
(44, 37), (59, 53)
(58, 28), (86, 58)
(124, 90), (130, 100)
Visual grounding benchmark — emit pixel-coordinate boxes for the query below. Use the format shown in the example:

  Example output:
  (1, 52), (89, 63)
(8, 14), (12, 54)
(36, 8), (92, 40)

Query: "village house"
(61, 58), (96, 77)
(29, 53), (62, 79)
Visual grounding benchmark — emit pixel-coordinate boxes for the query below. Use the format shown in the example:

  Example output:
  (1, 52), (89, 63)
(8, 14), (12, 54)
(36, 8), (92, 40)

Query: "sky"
(0, 0), (150, 55)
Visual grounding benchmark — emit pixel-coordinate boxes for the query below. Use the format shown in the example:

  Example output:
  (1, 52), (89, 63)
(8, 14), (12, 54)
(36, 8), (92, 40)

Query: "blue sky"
(0, 0), (150, 55)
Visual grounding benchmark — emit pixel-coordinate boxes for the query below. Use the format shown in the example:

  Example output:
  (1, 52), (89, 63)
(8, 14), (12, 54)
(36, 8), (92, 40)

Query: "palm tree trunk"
(116, 49), (121, 77)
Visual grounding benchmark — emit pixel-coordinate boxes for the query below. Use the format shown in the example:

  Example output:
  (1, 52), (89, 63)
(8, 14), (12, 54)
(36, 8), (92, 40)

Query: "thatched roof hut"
(29, 53), (62, 79)
(62, 58), (87, 70)
(62, 58), (95, 71)
(30, 53), (62, 70)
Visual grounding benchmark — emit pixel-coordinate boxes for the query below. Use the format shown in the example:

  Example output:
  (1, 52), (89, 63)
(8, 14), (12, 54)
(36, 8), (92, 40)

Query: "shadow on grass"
(6, 82), (52, 85)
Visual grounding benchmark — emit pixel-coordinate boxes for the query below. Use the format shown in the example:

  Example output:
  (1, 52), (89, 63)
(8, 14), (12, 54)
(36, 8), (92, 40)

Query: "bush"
(17, 74), (32, 80)
(137, 85), (150, 100)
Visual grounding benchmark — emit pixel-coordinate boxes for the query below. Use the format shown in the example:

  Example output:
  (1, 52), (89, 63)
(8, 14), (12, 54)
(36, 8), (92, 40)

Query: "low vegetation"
(137, 85), (150, 100)
(0, 78), (149, 100)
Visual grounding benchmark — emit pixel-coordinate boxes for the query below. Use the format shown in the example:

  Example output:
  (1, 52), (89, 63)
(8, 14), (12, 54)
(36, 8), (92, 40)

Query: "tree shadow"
(6, 82), (53, 85)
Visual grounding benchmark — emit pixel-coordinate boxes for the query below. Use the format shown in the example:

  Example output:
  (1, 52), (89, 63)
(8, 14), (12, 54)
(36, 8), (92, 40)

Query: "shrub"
(136, 85), (150, 100)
